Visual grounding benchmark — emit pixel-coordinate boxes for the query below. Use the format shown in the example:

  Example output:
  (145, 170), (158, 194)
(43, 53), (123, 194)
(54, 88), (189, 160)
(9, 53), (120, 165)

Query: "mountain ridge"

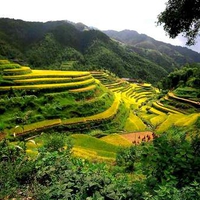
(103, 29), (200, 68)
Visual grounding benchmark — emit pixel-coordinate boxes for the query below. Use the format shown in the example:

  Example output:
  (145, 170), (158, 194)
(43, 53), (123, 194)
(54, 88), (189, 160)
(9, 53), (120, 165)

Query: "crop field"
(100, 133), (132, 147)
(69, 134), (121, 162)
(1, 60), (199, 164)
(69, 84), (96, 92)
(62, 94), (121, 125)
(125, 112), (146, 132)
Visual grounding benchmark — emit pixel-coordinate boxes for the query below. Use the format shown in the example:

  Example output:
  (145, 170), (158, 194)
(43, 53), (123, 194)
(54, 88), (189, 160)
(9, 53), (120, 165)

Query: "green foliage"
(161, 64), (200, 90)
(144, 181), (200, 200)
(116, 146), (136, 172)
(140, 128), (200, 189)
(85, 40), (168, 83)
(0, 140), (35, 198)
(157, 0), (200, 45)
(1, 127), (200, 199)
(0, 139), (139, 199)
(42, 132), (69, 152)
(0, 121), (4, 130)
(195, 117), (200, 129)
(27, 33), (61, 67)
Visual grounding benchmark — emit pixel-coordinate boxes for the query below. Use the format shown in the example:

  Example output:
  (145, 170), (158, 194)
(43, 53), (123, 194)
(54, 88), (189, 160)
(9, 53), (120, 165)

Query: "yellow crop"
(125, 112), (146, 132)
(4, 69), (90, 79)
(152, 102), (180, 114)
(0, 78), (95, 91)
(175, 113), (200, 126)
(3, 66), (31, 72)
(62, 94), (120, 125)
(156, 114), (184, 133)
(10, 119), (61, 136)
(150, 114), (167, 126)
(69, 85), (96, 92)
(100, 133), (132, 147)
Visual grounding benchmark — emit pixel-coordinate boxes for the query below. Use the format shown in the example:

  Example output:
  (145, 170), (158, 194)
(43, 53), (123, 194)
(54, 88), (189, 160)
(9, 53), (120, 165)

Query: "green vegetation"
(157, 0), (200, 45)
(160, 64), (200, 90)
(104, 29), (200, 68)
(1, 127), (200, 199)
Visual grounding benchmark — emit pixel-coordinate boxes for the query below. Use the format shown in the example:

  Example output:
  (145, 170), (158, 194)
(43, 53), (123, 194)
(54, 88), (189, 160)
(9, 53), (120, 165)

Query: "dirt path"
(121, 131), (155, 145)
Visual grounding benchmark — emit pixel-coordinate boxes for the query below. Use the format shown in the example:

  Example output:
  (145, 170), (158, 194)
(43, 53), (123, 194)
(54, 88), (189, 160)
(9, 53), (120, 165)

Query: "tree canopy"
(157, 0), (200, 45)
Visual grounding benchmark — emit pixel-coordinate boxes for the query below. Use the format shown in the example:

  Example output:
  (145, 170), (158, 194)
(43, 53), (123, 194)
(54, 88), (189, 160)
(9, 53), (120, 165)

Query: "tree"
(157, 0), (200, 45)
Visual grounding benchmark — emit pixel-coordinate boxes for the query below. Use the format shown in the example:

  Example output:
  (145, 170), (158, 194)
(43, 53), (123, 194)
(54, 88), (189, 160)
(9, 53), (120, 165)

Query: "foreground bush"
(1, 127), (200, 199)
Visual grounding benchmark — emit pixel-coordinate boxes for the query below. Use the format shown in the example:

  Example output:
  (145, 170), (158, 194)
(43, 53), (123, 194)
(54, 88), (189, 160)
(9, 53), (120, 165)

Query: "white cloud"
(0, 0), (199, 52)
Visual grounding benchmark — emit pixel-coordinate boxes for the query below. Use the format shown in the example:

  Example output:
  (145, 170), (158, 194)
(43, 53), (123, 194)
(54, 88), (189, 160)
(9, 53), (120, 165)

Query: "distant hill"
(103, 30), (200, 72)
(0, 18), (199, 84)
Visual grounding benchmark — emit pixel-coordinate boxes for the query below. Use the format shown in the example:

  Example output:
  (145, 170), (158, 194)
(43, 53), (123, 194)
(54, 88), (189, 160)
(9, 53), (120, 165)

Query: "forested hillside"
(1, 18), (199, 84)
(104, 30), (200, 72)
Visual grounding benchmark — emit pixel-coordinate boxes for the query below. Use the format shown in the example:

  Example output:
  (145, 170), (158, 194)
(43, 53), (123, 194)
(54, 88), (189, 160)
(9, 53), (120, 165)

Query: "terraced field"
(1, 60), (199, 161)
(92, 71), (200, 135)
(0, 61), (126, 140)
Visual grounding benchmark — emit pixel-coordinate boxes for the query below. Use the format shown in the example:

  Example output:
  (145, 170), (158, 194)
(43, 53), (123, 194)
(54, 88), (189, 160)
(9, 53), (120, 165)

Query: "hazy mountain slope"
(103, 30), (200, 69)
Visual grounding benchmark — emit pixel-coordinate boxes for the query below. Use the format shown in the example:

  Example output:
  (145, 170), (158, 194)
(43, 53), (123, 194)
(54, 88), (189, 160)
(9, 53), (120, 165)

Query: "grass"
(1, 62), (198, 148)
(14, 77), (72, 84)
(0, 60), (10, 65)
(152, 102), (180, 114)
(3, 66), (32, 75)
(69, 85), (96, 92)
(174, 87), (199, 99)
(148, 107), (165, 116)
(168, 92), (200, 107)
(72, 147), (116, 162)
(0, 63), (21, 70)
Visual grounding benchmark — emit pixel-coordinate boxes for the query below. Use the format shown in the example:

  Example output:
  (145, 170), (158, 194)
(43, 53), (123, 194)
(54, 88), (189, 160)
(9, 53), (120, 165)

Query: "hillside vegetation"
(104, 29), (200, 69)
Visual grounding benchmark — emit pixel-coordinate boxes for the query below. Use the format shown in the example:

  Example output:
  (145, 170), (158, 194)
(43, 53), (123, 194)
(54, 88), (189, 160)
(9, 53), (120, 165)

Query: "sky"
(0, 0), (199, 52)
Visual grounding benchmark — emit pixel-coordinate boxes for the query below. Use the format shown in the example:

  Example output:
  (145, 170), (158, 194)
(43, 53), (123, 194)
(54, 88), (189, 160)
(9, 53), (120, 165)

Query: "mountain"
(103, 30), (200, 72)
(0, 18), (200, 84)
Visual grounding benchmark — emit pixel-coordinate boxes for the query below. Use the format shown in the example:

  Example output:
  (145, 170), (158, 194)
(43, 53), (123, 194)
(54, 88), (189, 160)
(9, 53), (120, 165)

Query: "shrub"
(141, 128), (200, 189)
(116, 146), (136, 172)
(43, 133), (67, 152)
(195, 117), (200, 129)
(0, 121), (5, 131)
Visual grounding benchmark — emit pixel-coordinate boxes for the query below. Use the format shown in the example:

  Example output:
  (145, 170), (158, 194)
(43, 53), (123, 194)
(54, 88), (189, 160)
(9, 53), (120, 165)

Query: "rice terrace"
(1, 60), (199, 141)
